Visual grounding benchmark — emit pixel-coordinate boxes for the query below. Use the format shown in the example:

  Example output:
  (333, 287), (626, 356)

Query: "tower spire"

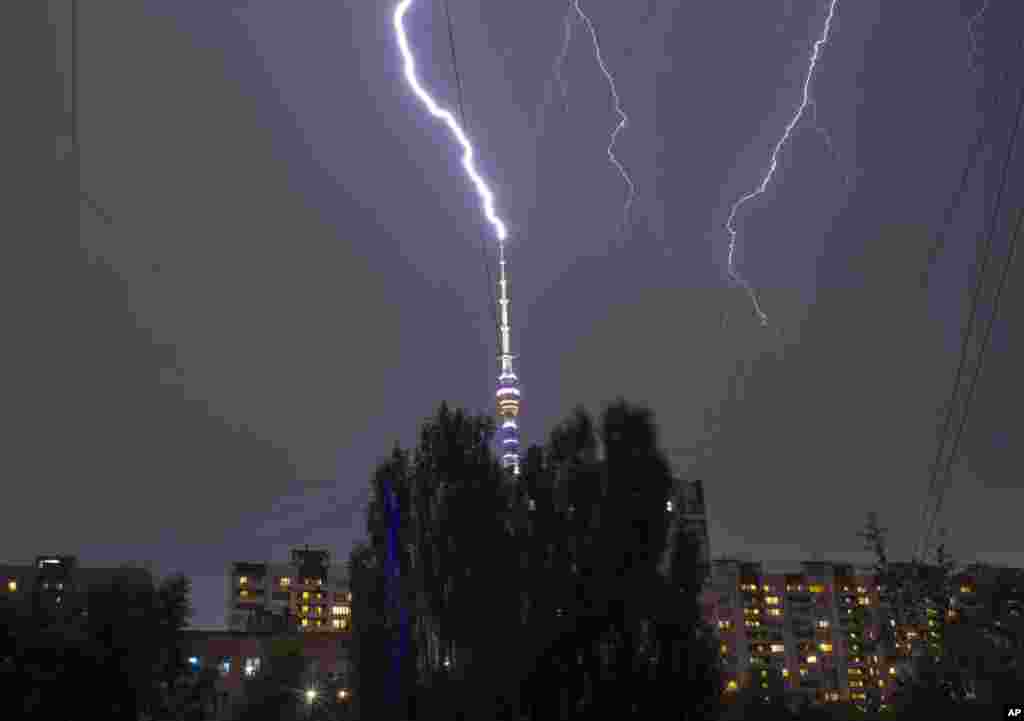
(495, 242), (521, 475)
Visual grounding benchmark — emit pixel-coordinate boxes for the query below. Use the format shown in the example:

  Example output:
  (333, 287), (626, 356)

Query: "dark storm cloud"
(9, 0), (1021, 628)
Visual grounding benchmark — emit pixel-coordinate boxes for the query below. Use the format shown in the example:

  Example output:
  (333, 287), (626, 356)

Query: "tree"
(647, 519), (722, 721)
(3, 567), (194, 720)
(348, 541), (389, 721)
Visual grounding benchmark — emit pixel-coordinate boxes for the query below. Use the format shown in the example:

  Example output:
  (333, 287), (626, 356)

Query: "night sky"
(13, 0), (1022, 628)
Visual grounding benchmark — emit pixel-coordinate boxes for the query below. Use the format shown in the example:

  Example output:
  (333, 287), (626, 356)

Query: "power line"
(918, 83), (1024, 561)
(925, 204), (1022, 557)
(441, 0), (502, 353)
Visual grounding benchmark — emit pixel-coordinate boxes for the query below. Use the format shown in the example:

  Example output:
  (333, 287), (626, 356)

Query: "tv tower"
(495, 242), (521, 476)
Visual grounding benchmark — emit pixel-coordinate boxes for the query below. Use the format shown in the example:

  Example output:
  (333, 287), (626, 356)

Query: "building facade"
(699, 558), (1024, 709)
(227, 546), (352, 633)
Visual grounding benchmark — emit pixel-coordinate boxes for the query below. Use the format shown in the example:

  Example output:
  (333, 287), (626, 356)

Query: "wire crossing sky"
(724, 0), (840, 327)
(393, 0), (508, 243)
(573, 0), (635, 233)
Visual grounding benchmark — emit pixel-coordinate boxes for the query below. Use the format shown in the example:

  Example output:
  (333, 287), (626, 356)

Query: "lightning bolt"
(537, 2), (574, 135)
(724, 0), (839, 327)
(393, 0), (508, 243)
(967, 0), (990, 73)
(573, 1), (635, 233)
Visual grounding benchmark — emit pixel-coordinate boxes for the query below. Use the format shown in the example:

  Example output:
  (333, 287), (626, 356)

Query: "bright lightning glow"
(573, 1), (635, 231)
(724, 0), (840, 327)
(393, 0), (507, 243)
(967, 0), (990, 72)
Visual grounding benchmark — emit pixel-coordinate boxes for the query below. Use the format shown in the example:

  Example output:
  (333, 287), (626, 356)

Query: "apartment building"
(701, 557), (1024, 708)
(227, 546), (352, 633)
(703, 559), (900, 708)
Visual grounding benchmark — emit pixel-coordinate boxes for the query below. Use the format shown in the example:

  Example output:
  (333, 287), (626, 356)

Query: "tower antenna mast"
(495, 241), (521, 475)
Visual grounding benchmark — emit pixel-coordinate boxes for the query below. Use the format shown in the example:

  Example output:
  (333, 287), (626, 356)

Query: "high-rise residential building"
(703, 559), (887, 706)
(226, 546), (351, 633)
(699, 558), (1023, 709)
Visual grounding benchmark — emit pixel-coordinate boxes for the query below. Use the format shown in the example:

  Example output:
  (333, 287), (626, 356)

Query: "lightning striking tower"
(495, 242), (521, 475)
(394, 0), (522, 474)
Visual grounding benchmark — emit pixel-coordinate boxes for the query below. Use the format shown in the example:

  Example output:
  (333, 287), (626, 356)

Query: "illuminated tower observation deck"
(495, 243), (521, 475)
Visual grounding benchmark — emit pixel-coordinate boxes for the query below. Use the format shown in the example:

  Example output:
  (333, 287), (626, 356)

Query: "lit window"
(726, 680), (738, 691)
(809, 584), (825, 593)
(240, 589), (248, 598)
(333, 619), (342, 629)
(239, 576), (248, 586)
(763, 584), (771, 592)
(219, 657), (231, 674)
(303, 591), (310, 600)
(858, 596), (871, 606)
(807, 655), (817, 663)
(244, 657), (261, 677)
(765, 596), (780, 605)
(316, 619), (323, 627)
(770, 644), (785, 653)
(347, 592), (352, 602)
(959, 585), (972, 594)
(666, 500), (673, 512)
(878, 679), (885, 688)
(857, 586), (867, 593)
(301, 619), (309, 627)
(6, 579), (15, 592)
(817, 619), (830, 628)
(189, 656), (200, 667)
(782, 669), (789, 678)
(721, 643), (728, 654)
(302, 605), (310, 614)
(316, 606), (322, 616)
(279, 577), (291, 587)
(799, 668), (808, 677)
(819, 643), (832, 653)
(338, 689), (349, 701)
(851, 692), (866, 700)
(767, 608), (782, 617)
(849, 668), (863, 676)
(889, 667), (896, 675)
